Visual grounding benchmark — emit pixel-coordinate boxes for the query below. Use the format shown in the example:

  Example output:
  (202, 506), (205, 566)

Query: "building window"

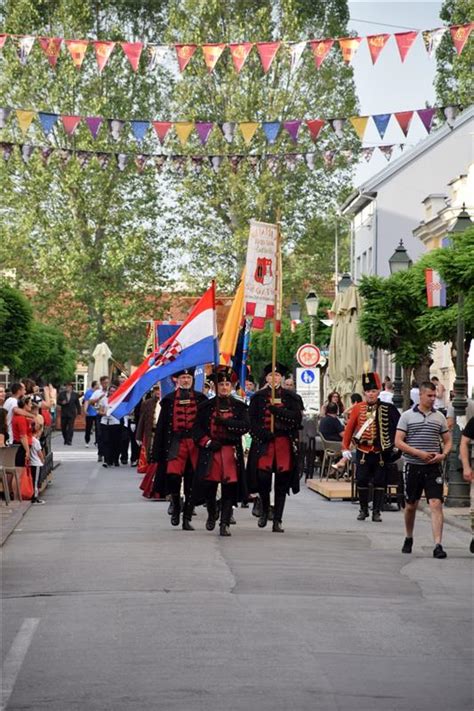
(356, 256), (361, 279)
(368, 247), (373, 273)
(75, 374), (85, 395)
(361, 250), (367, 275)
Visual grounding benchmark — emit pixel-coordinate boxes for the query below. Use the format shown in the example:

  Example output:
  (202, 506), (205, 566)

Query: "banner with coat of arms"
(244, 220), (279, 330)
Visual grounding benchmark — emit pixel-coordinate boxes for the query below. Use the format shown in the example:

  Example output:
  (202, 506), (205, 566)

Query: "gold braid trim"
(377, 403), (392, 452)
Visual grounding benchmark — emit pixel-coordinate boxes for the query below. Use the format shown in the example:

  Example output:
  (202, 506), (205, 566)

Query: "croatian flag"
(107, 284), (218, 418)
(425, 269), (447, 307)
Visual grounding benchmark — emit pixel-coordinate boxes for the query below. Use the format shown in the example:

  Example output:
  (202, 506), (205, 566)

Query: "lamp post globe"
(305, 291), (319, 345)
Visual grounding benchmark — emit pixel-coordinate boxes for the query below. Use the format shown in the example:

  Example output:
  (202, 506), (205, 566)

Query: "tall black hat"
(209, 365), (237, 385)
(263, 362), (287, 377)
(172, 367), (195, 378)
(362, 371), (382, 391)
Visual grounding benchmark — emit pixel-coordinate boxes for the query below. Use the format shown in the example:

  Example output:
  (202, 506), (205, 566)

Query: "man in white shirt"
(4, 382), (26, 443)
(89, 375), (109, 462)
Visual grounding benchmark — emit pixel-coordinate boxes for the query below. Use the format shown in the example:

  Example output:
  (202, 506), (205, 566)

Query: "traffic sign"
(296, 367), (320, 411)
(296, 343), (320, 368)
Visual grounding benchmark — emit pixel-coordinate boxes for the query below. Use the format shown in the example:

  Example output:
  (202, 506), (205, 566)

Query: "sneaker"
(470, 538), (474, 554)
(130, 461), (137, 467)
(32, 497), (45, 505)
(85, 443), (90, 448)
(102, 463), (108, 468)
(433, 544), (447, 559)
(401, 537), (413, 554)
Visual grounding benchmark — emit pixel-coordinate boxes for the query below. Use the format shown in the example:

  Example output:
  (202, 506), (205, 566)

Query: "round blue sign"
(301, 369), (315, 384)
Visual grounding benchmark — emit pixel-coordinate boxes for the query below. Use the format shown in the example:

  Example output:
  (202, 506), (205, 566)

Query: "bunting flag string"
(0, 103), (461, 145)
(0, 23), (471, 74)
(0, 139), (418, 173)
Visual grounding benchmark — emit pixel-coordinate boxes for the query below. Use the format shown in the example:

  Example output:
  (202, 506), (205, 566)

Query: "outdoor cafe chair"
(0, 445), (22, 505)
(319, 435), (343, 480)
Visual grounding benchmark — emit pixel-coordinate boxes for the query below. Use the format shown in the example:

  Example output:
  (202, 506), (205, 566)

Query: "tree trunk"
(413, 355), (433, 389)
(402, 367), (411, 410)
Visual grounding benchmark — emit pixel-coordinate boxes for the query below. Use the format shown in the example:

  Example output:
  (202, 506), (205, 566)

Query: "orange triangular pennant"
(65, 39), (89, 69)
(174, 121), (195, 146)
(175, 44), (197, 71)
(121, 41), (143, 71)
(338, 37), (362, 64)
(94, 40), (115, 72)
(366, 34), (390, 64)
(394, 111), (414, 136)
(16, 110), (35, 135)
(256, 41), (281, 73)
(228, 42), (253, 72)
(202, 43), (226, 72)
(349, 116), (369, 140)
(450, 24), (473, 55)
(309, 39), (334, 68)
(38, 37), (63, 67)
(239, 122), (259, 145)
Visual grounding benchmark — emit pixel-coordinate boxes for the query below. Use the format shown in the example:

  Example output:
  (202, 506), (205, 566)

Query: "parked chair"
(0, 446), (22, 505)
(319, 435), (343, 480)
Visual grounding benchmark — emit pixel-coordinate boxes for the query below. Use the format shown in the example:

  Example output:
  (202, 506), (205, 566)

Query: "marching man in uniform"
(247, 362), (303, 533)
(342, 372), (400, 522)
(193, 366), (249, 537)
(151, 369), (206, 530)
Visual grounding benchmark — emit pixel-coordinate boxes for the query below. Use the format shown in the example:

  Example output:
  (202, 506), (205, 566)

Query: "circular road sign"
(296, 343), (321, 368)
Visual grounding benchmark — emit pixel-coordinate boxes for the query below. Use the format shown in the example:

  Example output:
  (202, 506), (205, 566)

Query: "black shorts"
(403, 462), (444, 503)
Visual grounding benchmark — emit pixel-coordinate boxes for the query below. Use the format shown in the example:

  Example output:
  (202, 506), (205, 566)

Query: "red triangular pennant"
(228, 42), (253, 72)
(175, 44), (197, 72)
(121, 41), (143, 71)
(93, 40), (115, 72)
(450, 24), (473, 55)
(309, 39), (334, 68)
(0, 35), (7, 51)
(366, 34), (390, 64)
(305, 119), (325, 142)
(256, 41), (281, 73)
(394, 31), (418, 62)
(394, 111), (414, 136)
(152, 121), (172, 143)
(38, 37), (63, 67)
(61, 115), (82, 136)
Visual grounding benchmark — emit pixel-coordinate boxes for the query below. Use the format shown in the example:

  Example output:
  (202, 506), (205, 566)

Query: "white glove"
(342, 450), (352, 461)
(136, 439), (142, 447)
(130, 424), (136, 433)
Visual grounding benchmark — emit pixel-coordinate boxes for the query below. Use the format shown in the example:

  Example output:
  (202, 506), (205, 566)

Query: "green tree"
(162, 0), (359, 290)
(435, 0), (474, 107)
(0, 283), (33, 371)
(0, 0), (173, 358)
(19, 320), (77, 384)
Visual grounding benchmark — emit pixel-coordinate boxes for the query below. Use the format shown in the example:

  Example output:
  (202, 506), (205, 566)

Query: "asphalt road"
(1, 438), (472, 711)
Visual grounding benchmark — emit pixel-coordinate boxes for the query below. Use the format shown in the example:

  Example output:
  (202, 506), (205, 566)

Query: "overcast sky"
(347, 1), (443, 183)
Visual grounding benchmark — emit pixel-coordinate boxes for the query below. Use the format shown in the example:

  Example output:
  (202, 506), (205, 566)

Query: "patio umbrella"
(92, 342), (112, 382)
(328, 286), (370, 405)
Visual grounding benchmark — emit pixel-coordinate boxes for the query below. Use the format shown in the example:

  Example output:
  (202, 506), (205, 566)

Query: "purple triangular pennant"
(85, 116), (103, 139)
(195, 122), (214, 145)
(283, 120), (302, 143)
(417, 107), (436, 133)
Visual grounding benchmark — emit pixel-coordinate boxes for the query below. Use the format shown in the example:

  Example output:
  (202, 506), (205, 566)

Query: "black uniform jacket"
(151, 388), (207, 495)
(192, 396), (249, 503)
(246, 386), (303, 495)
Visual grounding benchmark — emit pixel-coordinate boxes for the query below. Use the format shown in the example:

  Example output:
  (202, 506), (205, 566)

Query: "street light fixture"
(289, 300), (301, 322)
(305, 291), (319, 344)
(389, 240), (412, 409)
(445, 205), (471, 508)
(337, 273), (354, 293)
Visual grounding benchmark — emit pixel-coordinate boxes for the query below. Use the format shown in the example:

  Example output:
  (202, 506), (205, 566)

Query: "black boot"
(272, 493), (286, 533)
(357, 487), (370, 520)
(182, 499), (195, 531)
(372, 488), (385, 522)
(206, 498), (217, 531)
(170, 494), (181, 526)
(220, 499), (233, 536)
(251, 497), (261, 518)
(258, 492), (270, 528)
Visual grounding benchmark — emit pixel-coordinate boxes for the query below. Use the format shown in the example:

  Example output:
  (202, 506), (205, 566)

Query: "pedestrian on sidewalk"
(99, 383), (122, 468)
(30, 421), (45, 504)
(342, 372), (400, 522)
(89, 376), (110, 462)
(83, 380), (98, 448)
(395, 381), (452, 559)
(459, 416), (474, 554)
(57, 383), (81, 445)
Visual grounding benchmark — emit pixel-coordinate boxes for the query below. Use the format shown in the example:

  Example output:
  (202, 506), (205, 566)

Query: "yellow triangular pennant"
(174, 121), (195, 146)
(239, 121), (259, 146)
(16, 109), (35, 135)
(349, 116), (369, 140)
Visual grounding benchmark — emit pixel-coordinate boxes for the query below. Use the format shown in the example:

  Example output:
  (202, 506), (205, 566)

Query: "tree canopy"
(435, 0), (474, 107)
(19, 320), (77, 385)
(0, 283), (33, 371)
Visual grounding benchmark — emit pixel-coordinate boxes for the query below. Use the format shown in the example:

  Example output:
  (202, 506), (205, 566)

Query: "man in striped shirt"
(395, 381), (451, 559)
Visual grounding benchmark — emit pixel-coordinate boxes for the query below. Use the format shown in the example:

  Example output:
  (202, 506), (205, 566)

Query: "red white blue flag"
(108, 284), (218, 418)
(425, 268), (447, 307)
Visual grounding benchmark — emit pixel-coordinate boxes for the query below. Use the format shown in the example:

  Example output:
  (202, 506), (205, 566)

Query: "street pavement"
(1, 437), (473, 711)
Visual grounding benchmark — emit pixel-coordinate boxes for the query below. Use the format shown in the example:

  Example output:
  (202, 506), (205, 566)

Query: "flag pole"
(271, 209), (282, 427)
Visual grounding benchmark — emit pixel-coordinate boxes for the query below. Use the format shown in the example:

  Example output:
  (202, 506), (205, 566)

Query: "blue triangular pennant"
(130, 120), (150, 142)
(38, 112), (59, 136)
(372, 113), (391, 140)
(262, 121), (281, 144)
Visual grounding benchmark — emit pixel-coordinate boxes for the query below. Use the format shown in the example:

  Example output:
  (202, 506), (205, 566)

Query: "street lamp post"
(337, 272), (354, 294)
(388, 240), (412, 409)
(305, 291), (319, 345)
(445, 207), (471, 508)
